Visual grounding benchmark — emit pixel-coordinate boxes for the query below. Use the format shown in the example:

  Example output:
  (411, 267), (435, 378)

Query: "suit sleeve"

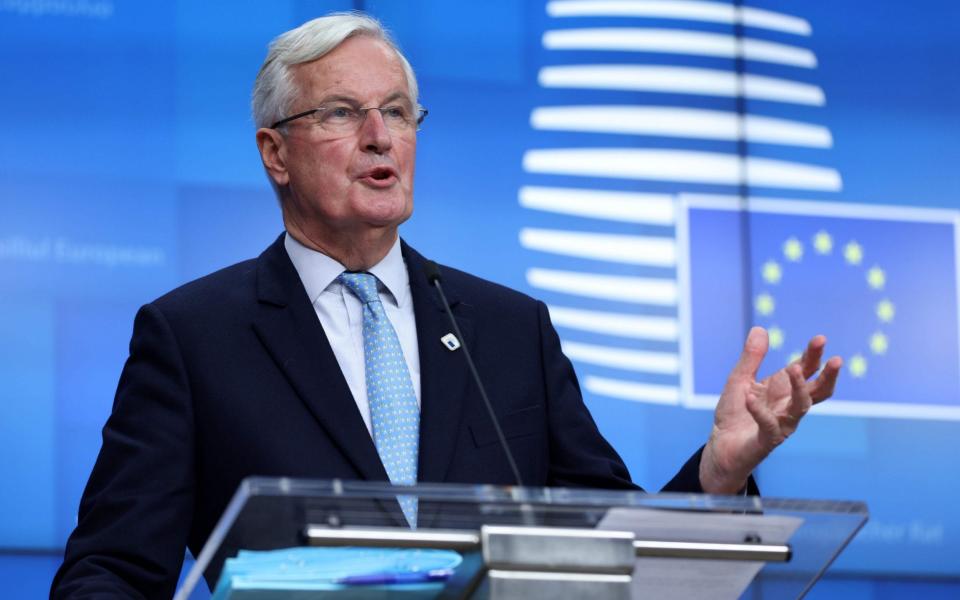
(537, 301), (638, 490)
(51, 303), (195, 599)
(536, 301), (758, 495)
(661, 447), (760, 495)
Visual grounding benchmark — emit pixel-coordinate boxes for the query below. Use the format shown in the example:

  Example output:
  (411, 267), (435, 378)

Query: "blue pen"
(337, 569), (454, 585)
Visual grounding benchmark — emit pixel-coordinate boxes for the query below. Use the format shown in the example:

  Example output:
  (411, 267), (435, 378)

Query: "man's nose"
(359, 108), (393, 154)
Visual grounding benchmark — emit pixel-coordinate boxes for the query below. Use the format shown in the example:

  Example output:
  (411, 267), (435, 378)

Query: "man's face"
(267, 35), (416, 246)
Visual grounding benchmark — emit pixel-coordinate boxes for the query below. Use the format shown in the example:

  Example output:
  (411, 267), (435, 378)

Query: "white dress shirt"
(283, 233), (421, 435)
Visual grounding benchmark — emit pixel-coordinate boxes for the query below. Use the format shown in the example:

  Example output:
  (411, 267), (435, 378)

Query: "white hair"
(252, 12), (419, 129)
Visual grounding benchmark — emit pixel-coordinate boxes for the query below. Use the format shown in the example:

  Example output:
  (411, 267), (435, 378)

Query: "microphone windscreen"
(423, 260), (442, 284)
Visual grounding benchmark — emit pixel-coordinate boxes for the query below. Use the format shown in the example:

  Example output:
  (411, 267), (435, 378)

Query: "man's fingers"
(732, 327), (769, 381)
(799, 335), (826, 379)
(786, 364), (813, 422)
(809, 355), (843, 403)
(745, 388), (780, 447)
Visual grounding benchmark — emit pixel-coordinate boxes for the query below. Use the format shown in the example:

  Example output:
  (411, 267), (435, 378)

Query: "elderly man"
(52, 12), (841, 598)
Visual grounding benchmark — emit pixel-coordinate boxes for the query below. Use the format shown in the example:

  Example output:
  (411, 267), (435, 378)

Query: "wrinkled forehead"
(290, 36), (411, 107)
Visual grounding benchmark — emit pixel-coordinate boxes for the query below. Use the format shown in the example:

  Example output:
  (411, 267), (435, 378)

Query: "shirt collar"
(283, 232), (410, 308)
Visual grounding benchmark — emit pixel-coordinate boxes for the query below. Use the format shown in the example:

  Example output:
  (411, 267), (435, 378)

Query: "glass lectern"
(175, 478), (866, 599)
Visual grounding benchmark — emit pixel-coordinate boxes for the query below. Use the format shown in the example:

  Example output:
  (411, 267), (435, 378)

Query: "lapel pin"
(440, 333), (461, 351)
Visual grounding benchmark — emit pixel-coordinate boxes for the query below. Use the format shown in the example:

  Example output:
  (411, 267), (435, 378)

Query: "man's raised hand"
(699, 327), (843, 494)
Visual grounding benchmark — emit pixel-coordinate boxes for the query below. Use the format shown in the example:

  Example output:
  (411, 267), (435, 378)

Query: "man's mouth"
(359, 166), (398, 187)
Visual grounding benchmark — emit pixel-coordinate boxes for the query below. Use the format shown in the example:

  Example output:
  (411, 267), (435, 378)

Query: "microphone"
(423, 260), (525, 488)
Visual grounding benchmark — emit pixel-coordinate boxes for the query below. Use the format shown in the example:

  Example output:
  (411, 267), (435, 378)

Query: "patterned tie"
(338, 271), (419, 526)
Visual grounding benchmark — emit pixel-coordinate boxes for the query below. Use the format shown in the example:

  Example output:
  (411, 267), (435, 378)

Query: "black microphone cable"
(423, 260), (525, 489)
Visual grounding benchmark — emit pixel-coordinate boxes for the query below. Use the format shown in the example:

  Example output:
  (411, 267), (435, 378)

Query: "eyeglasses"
(271, 103), (428, 133)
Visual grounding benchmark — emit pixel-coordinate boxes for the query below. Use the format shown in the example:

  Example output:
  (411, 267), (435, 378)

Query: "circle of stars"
(756, 229), (893, 378)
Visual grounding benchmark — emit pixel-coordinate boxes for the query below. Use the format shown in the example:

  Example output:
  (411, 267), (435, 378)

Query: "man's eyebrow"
(315, 94), (362, 107)
(314, 92), (412, 107)
(381, 91), (412, 106)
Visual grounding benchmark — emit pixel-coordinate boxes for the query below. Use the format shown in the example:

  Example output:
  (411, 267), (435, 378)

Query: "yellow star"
(813, 230), (833, 254)
(783, 237), (803, 262)
(762, 260), (782, 284)
(870, 331), (889, 355)
(867, 266), (885, 290)
(787, 350), (802, 365)
(876, 299), (895, 323)
(755, 293), (775, 316)
(768, 326), (785, 350)
(844, 240), (863, 265)
(849, 354), (868, 378)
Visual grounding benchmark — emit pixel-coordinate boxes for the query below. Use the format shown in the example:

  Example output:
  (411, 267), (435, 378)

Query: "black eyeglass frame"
(270, 106), (429, 131)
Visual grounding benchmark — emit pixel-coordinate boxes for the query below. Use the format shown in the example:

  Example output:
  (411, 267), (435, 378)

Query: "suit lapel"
(403, 242), (475, 484)
(252, 236), (388, 482)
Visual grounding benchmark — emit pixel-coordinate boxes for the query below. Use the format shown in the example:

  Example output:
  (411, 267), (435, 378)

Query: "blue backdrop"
(1, 0), (958, 597)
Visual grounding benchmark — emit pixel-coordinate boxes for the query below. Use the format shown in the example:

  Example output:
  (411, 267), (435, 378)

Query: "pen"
(337, 569), (454, 585)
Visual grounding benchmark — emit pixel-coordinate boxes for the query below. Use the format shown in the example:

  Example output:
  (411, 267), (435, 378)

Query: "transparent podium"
(175, 478), (867, 599)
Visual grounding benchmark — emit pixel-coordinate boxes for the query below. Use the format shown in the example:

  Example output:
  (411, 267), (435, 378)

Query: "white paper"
(597, 507), (803, 600)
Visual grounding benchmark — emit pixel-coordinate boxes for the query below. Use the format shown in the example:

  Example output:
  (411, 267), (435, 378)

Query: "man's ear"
(256, 128), (290, 186)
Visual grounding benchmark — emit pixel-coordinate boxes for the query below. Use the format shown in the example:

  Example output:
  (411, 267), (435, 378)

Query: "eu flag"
(683, 198), (960, 419)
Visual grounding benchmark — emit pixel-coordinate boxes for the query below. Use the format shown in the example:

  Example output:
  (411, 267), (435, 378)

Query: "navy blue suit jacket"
(52, 235), (708, 598)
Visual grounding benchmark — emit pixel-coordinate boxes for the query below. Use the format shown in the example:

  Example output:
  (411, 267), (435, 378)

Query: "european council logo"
(678, 196), (960, 421)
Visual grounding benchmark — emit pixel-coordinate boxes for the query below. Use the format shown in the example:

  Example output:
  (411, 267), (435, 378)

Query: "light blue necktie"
(338, 272), (419, 526)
